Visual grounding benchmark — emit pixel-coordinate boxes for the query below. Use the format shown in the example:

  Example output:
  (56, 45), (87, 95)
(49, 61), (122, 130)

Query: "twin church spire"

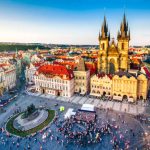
(99, 13), (130, 41)
(99, 16), (110, 41)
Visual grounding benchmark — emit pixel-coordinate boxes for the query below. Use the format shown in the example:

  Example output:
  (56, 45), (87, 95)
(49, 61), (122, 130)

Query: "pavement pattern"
(27, 91), (149, 116)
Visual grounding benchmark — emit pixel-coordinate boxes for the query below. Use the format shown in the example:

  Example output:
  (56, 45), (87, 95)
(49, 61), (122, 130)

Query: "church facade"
(97, 14), (130, 74)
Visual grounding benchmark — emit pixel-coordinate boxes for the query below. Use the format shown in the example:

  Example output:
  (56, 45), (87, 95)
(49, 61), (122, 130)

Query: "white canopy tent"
(81, 104), (95, 112)
(64, 108), (76, 119)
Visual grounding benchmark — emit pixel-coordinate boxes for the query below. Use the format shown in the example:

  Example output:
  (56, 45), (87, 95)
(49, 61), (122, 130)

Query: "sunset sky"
(0, 0), (150, 46)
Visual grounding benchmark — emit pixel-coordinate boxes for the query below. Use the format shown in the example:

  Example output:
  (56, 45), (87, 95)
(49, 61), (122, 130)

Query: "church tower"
(97, 16), (110, 73)
(117, 14), (130, 71)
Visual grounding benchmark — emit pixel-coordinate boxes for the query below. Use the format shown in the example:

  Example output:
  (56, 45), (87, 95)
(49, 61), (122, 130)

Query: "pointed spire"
(100, 16), (109, 40)
(128, 28), (130, 40)
(117, 30), (120, 38)
(98, 32), (101, 41)
(108, 31), (110, 41)
(118, 13), (130, 39)
(123, 13), (126, 24)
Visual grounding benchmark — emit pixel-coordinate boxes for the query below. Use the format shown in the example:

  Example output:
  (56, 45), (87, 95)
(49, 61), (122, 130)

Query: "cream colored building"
(112, 72), (149, 101)
(73, 57), (90, 95)
(25, 63), (37, 83)
(4, 64), (16, 91)
(74, 70), (90, 95)
(0, 63), (16, 93)
(137, 74), (149, 100)
(90, 74), (112, 97)
(0, 68), (5, 95)
(112, 73), (138, 101)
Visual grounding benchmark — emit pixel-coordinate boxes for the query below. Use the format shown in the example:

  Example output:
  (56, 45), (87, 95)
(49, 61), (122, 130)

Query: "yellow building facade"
(112, 72), (149, 101)
(90, 74), (112, 97)
(97, 14), (130, 74)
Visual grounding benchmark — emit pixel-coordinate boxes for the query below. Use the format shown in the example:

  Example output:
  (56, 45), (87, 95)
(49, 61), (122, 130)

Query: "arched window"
(102, 43), (105, 50)
(122, 43), (124, 50)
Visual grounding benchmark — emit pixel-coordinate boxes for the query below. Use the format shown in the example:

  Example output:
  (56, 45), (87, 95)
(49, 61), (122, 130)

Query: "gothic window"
(122, 43), (124, 50)
(102, 43), (105, 50)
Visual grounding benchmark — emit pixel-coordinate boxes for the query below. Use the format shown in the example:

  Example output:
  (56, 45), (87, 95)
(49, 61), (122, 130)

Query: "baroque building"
(112, 71), (149, 101)
(34, 64), (74, 97)
(90, 73), (112, 97)
(97, 14), (130, 74)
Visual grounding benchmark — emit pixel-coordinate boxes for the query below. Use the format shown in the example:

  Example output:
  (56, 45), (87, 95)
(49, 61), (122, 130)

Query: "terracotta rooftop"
(37, 64), (74, 80)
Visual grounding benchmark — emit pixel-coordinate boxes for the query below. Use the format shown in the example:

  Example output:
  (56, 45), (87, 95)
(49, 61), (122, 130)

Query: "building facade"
(73, 57), (90, 95)
(97, 14), (130, 74)
(90, 74), (112, 97)
(25, 63), (37, 83)
(34, 64), (74, 97)
(4, 64), (16, 91)
(112, 72), (149, 101)
(0, 63), (16, 93)
(0, 68), (5, 95)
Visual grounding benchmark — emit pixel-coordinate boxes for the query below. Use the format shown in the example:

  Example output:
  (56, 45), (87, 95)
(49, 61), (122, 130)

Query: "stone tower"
(117, 14), (130, 71)
(97, 16), (110, 73)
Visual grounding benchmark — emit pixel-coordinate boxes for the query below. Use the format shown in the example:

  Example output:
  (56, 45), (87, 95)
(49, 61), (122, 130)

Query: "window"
(122, 43), (124, 50)
(102, 43), (105, 49)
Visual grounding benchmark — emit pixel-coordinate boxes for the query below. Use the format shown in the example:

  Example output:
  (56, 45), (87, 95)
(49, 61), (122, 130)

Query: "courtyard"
(0, 93), (149, 149)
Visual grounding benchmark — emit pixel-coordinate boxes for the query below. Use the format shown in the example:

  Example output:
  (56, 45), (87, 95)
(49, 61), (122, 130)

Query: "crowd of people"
(53, 111), (138, 149)
(0, 108), (148, 149)
(75, 110), (96, 122)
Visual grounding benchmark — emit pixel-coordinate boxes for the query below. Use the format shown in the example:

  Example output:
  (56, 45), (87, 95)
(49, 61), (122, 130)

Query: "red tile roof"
(96, 73), (113, 80)
(54, 61), (76, 70)
(37, 64), (74, 80)
(33, 61), (44, 67)
(85, 62), (97, 76)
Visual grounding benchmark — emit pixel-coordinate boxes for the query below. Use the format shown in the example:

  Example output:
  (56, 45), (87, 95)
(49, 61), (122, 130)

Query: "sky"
(0, 0), (150, 46)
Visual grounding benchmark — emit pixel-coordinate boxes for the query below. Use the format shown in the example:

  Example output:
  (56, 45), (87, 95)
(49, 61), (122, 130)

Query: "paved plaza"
(0, 92), (149, 150)
(27, 91), (150, 116)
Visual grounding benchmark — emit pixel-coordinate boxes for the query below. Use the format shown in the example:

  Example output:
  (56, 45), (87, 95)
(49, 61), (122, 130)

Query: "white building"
(34, 64), (74, 97)
(25, 62), (44, 84)
(0, 63), (16, 92)
(0, 68), (5, 95)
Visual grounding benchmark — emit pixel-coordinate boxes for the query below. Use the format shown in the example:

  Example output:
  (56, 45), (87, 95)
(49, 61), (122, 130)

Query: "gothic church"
(97, 14), (130, 74)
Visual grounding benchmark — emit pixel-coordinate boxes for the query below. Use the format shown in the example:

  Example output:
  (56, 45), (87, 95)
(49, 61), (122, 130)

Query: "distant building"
(0, 68), (5, 95)
(25, 61), (44, 84)
(34, 64), (74, 97)
(0, 62), (16, 94)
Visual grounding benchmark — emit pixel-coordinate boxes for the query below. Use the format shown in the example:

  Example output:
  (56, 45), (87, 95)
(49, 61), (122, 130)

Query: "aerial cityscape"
(0, 0), (150, 150)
